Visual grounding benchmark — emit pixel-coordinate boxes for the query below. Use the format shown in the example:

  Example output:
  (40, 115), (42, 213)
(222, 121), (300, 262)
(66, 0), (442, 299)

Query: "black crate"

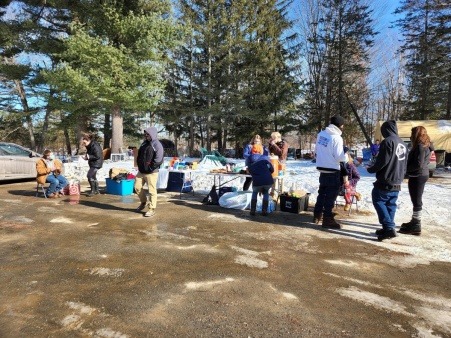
(166, 171), (185, 192)
(279, 194), (310, 213)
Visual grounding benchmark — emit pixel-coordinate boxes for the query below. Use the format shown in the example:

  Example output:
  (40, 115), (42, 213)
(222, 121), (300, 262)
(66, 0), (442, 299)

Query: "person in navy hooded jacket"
(367, 120), (408, 241)
(247, 144), (274, 216)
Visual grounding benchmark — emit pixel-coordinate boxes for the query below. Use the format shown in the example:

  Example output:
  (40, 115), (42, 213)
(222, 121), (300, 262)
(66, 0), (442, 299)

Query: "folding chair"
(36, 182), (47, 198)
(335, 192), (358, 215)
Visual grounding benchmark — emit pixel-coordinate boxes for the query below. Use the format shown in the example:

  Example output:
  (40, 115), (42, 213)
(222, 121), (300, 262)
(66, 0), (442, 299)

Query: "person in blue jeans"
(367, 120), (408, 241)
(313, 115), (348, 228)
(247, 145), (274, 216)
(36, 150), (68, 198)
(243, 134), (269, 191)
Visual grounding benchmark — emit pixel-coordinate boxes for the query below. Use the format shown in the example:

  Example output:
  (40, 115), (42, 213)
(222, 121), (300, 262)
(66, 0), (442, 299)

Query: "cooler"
(270, 155), (279, 178)
(105, 178), (135, 196)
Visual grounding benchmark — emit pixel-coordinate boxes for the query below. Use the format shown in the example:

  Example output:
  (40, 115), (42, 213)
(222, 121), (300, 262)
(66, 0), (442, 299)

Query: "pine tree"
(395, 0), (451, 119)
(172, 0), (300, 153)
(44, 0), (183, 153)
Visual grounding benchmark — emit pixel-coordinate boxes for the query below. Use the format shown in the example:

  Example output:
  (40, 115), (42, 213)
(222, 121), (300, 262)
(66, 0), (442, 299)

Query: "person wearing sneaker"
(36, 150), (69, 198)
(367, 120), (408, 241)
(134, 127), (164, 217)
(313, 115), (348, 229)
(400, 126), (432, 236)
(81, 133), (104, 197)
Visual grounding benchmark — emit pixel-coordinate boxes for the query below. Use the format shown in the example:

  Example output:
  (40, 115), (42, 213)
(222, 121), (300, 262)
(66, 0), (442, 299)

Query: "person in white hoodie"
(313, 115), (348, 228)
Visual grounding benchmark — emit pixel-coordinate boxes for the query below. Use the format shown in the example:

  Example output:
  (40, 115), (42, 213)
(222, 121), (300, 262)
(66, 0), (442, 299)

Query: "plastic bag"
(219, 191), (251, 210)
(219, 191), (275, 213)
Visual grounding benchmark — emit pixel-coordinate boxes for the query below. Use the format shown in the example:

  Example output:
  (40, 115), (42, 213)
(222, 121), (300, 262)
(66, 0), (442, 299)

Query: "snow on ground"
(63, 156), (451, 264)
(63, 156), (451, 227)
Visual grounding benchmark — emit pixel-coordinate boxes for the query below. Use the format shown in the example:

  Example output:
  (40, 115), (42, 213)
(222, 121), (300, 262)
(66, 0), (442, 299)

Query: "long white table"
(207, 172), (285, 195)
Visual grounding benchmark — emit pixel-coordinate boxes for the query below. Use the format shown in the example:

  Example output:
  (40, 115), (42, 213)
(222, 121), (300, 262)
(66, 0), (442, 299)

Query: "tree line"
(0, 0), (449, 155)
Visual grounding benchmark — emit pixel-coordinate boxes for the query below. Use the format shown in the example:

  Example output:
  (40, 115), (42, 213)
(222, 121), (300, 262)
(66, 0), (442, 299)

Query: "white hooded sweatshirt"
(315, 124), (347, 172)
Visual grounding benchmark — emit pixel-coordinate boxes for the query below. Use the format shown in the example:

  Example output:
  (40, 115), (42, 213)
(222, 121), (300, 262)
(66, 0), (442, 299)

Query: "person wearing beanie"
(134, 126), (164, 217)
(313, 115), (348, 229)
(243, 134), (269, 191)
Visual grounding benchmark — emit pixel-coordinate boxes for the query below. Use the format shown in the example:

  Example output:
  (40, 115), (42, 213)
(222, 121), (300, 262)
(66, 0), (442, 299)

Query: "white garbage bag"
(219, 191), (275, 213)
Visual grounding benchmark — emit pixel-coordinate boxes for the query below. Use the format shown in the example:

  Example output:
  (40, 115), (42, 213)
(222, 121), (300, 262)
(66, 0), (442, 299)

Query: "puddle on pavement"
(63, 195), (80, 205)
(120, 195), (135, 203)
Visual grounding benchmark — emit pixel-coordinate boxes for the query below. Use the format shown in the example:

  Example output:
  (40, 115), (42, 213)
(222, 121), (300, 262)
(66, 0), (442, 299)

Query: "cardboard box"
(279, 193), (310, 213)
(105, 178), (134, 196)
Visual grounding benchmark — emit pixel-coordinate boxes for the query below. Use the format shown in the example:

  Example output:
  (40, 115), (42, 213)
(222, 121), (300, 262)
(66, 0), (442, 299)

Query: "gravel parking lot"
(1, 181), (450, 337)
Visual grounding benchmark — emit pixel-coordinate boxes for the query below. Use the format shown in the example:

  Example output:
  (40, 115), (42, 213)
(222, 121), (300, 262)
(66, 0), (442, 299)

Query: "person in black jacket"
(399, 126), (432, 235)
(367, 120), (408, 241)
(134, 127), (164, 217)
(82, 133), (104, 196)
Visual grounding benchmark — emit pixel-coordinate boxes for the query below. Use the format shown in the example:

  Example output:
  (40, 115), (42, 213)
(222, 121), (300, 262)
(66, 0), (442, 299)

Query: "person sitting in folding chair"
(36, 150), (68, 198)
(339, 152), (361, 211)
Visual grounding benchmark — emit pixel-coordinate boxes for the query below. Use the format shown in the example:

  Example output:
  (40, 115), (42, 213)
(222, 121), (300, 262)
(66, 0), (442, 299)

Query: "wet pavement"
(1, 181), (450, 337)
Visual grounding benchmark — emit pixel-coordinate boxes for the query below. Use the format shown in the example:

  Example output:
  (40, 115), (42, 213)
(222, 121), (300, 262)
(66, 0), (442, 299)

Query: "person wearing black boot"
(367, 121), (408, 241)
(313, 115), (348, 228)
(81, 133), (104, 197)
(247, 144), (274, 216)
(399, 126), (432, 236)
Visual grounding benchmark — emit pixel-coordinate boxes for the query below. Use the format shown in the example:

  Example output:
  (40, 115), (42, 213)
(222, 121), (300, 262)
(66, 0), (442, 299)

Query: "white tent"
(374, 120), (451, 152)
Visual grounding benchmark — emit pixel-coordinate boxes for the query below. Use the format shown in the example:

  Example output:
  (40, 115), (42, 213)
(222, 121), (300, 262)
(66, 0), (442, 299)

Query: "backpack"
(202, 185), (219, 205)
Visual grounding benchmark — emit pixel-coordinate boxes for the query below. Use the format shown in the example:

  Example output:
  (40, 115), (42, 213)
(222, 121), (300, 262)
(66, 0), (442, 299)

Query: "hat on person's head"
(251, 144), (263, 155)
(330, 115), (345, 128)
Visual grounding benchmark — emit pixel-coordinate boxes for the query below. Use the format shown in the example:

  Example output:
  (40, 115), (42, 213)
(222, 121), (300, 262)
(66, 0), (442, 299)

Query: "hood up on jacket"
(144, 127), (158, 140)
(381, 120), (398, 139)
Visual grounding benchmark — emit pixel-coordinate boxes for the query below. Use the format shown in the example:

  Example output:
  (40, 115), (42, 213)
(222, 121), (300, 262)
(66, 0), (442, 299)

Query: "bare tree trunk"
(174, 133), (178, 157)
(14, 79), (35, 150)
(189, 115), (195, 156)
(103, 113), (111, 149)
(76, 115), (89, 154)
(111, 105), (123, 153)
(37, 88), (56, 153)
(447, 72), (451, 119)
(60, 111), (72, 156)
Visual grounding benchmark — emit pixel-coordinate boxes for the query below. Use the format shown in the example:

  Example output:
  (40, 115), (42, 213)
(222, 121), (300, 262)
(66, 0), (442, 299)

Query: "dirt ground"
(0, 181), (450, 338)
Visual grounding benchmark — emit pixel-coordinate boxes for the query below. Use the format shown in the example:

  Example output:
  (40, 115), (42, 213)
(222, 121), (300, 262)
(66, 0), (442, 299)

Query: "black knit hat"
(330, 115), (345, 128)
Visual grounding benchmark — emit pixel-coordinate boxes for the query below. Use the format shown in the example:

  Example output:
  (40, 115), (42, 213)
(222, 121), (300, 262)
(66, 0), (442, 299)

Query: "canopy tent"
(374, 120), (451, 152)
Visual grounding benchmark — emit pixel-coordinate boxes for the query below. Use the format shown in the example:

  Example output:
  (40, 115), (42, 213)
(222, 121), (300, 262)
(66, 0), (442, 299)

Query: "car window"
(0, 144), (31, 156)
